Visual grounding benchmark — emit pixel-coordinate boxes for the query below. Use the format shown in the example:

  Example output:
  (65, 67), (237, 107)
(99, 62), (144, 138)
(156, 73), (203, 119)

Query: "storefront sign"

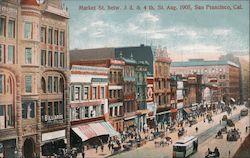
(44, 115), (63, 121)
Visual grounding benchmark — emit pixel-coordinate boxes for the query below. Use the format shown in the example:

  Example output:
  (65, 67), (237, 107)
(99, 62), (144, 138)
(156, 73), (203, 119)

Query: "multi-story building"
(135, 60), (149, 131)
(171, 59), (240, 105)
(119, 55), (138, 131)
(146, 76), (156, 128)
(70, 59), (125, 133)
(186, 74), (202, 105)
(154, 48), (172, 125)
(70, 65), (119, 151)
(0, 0), (70, 157)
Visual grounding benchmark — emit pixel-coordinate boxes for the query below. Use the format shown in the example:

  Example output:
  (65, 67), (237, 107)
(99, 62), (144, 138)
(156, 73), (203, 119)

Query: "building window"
(0, 44), (3, 63)
(0, 74), (3, 94)
(40, 27), (46, 43)
(41, 102), (46, 121)
(41, 77), (46, 93)
(25, 75), (32, 93)
(22, 102), (35, 119)
(0, 104), (14, 129)
(54, 102), (59, 115)
(85, 106), (89, 118)
(109, 72), (112, 83)
(59, 52), (64, 67)
(71, 86), (74, 101)
(48, 51), (52, 67)
(75, 86), (80, 101)
(54, 30), (58, 45)
(41, 50), (46, 66)
(54, 77), (58, 93)
(59, 78), (63, 93)
(54, 52), (58, 67)
(115, 106), (118, 116)
(100, 87), (105, 99)
(48, 102), (53, 115)
(8, 19), (15, 38)
(92, 87), (97, 99)
(48, 76), (52, 93)
(0, 16), (6, 36)
(25, 48), (32, 64)
(84, 86), (89, 100)
(24, 22), (32, 39)
(48, 28), (53, 44)
(60, 101), (64, 115)
(7, 45), (14, 64)
(60, 31), (64, 46)
(114, 72), (117, 83)
(118, 90), (121, 98)
(109, 90), (112, 99)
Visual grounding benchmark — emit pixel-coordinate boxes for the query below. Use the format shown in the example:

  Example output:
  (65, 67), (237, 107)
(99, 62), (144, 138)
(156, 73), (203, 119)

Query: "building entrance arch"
(23, 138), (35, 158)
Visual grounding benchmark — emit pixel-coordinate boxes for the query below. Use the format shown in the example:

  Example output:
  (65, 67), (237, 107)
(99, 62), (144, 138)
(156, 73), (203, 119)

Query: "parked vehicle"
(173, 136), (198, 158)
(240, 109), (248, 116)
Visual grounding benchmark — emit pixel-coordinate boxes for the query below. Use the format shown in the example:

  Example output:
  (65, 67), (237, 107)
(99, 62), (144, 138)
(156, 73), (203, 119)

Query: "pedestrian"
(101, 144), (104, 152)
(220, 120), (221, 125)
(108, 142), (111, 151)
(195, 127), (198, 132)
(204, 118), (205, 123)
(229, 150), (231, 158)
(246, 126), (248, 133)
(95, 145), (98, 153)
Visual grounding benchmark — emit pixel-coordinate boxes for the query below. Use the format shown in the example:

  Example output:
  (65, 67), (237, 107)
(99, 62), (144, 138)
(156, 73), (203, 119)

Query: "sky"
(63, 0), (249, 61)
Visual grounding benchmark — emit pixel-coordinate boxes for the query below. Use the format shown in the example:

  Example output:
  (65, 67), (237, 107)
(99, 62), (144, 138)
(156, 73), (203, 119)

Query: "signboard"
(177, 81), (183, 89)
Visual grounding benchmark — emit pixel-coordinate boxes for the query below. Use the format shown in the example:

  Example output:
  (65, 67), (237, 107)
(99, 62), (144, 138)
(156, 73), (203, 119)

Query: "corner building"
(0, 0), (70, 157)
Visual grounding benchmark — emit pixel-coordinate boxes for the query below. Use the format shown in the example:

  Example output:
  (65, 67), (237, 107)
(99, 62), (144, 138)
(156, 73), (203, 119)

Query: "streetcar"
(173, 136), (198, 158)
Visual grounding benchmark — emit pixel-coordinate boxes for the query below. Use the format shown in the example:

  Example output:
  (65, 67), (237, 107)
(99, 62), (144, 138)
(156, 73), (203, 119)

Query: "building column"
(36, 100), (42, 157)
(66, 75), (71, 152)
(16, 74), (23, 158)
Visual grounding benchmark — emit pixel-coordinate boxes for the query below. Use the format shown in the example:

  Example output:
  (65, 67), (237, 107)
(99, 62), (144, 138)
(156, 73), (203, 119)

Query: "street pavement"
(75, 105), (249, 158)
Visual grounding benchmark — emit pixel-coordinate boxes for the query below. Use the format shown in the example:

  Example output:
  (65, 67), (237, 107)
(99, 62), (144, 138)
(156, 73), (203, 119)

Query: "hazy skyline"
(64, 0), (249, 60)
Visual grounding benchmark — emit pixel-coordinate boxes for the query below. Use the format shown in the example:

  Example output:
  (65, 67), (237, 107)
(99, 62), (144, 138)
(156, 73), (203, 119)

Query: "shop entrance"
(23, 138), (35, 158)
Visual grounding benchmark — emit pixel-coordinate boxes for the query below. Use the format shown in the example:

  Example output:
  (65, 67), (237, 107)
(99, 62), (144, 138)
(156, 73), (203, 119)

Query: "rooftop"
(171, 59), (239, 68)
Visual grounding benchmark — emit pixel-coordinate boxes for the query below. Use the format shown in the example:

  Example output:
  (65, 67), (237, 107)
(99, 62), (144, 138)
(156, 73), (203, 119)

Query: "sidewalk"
(79, 105), (247, 158)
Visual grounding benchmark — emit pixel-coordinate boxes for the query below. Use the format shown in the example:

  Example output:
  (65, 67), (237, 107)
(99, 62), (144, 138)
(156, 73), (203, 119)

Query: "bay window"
(25, 75), (32, 93)
(8, 19), (15, 38)
(7, 45), (14, 64)
(25, 48), (32, 64)
(24, 22), (32, 39)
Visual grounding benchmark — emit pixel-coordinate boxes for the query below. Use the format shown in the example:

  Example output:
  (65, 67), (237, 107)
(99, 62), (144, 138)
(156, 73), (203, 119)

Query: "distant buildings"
(171, 59), (241, 105)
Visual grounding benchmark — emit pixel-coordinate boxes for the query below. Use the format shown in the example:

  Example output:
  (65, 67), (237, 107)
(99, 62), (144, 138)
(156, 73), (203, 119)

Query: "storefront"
(156, 110), (171, 125)
(124, 115), (137, 131)
(41, 130), (66, 156)
(0, 139), (17, 158)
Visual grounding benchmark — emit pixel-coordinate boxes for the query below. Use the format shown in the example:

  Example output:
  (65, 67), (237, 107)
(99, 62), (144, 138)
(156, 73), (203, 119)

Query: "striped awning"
(89, 123), (109, 136)
(72, 121), (120, 142)
(100, 122), (120, 137)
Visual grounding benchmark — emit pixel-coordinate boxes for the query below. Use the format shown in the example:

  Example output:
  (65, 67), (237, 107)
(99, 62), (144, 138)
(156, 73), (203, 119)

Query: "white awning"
(42, 130), (65, 143)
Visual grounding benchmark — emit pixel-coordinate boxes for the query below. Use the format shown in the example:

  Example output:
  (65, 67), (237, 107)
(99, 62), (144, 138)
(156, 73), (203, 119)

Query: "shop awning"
(100, 122), (120, 137)
(72, 121), (120, 142)
(42, 130), (65, 143)
(183, 108), (192, 114)
(89, 123), (109, 136)
(231, 98), (235, 102)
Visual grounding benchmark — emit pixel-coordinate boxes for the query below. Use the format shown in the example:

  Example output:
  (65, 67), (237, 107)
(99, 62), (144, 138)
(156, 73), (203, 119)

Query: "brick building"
(0, 0), (70, 157)
(70, 59), (125, 133)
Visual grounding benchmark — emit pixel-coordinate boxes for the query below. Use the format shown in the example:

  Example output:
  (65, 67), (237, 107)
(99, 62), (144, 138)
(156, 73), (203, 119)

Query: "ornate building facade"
(0, 0), (70, 157)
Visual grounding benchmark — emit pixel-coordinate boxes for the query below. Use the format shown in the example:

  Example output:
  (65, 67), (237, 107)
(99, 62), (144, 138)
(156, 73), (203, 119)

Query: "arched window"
(41, 77), (46, 93)
(6, 77), (12, 94)
(59, 77), (64, 93)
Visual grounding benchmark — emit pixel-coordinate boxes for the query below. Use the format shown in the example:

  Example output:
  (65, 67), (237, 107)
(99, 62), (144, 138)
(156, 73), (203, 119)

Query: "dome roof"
(21, 0), (39, 6)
